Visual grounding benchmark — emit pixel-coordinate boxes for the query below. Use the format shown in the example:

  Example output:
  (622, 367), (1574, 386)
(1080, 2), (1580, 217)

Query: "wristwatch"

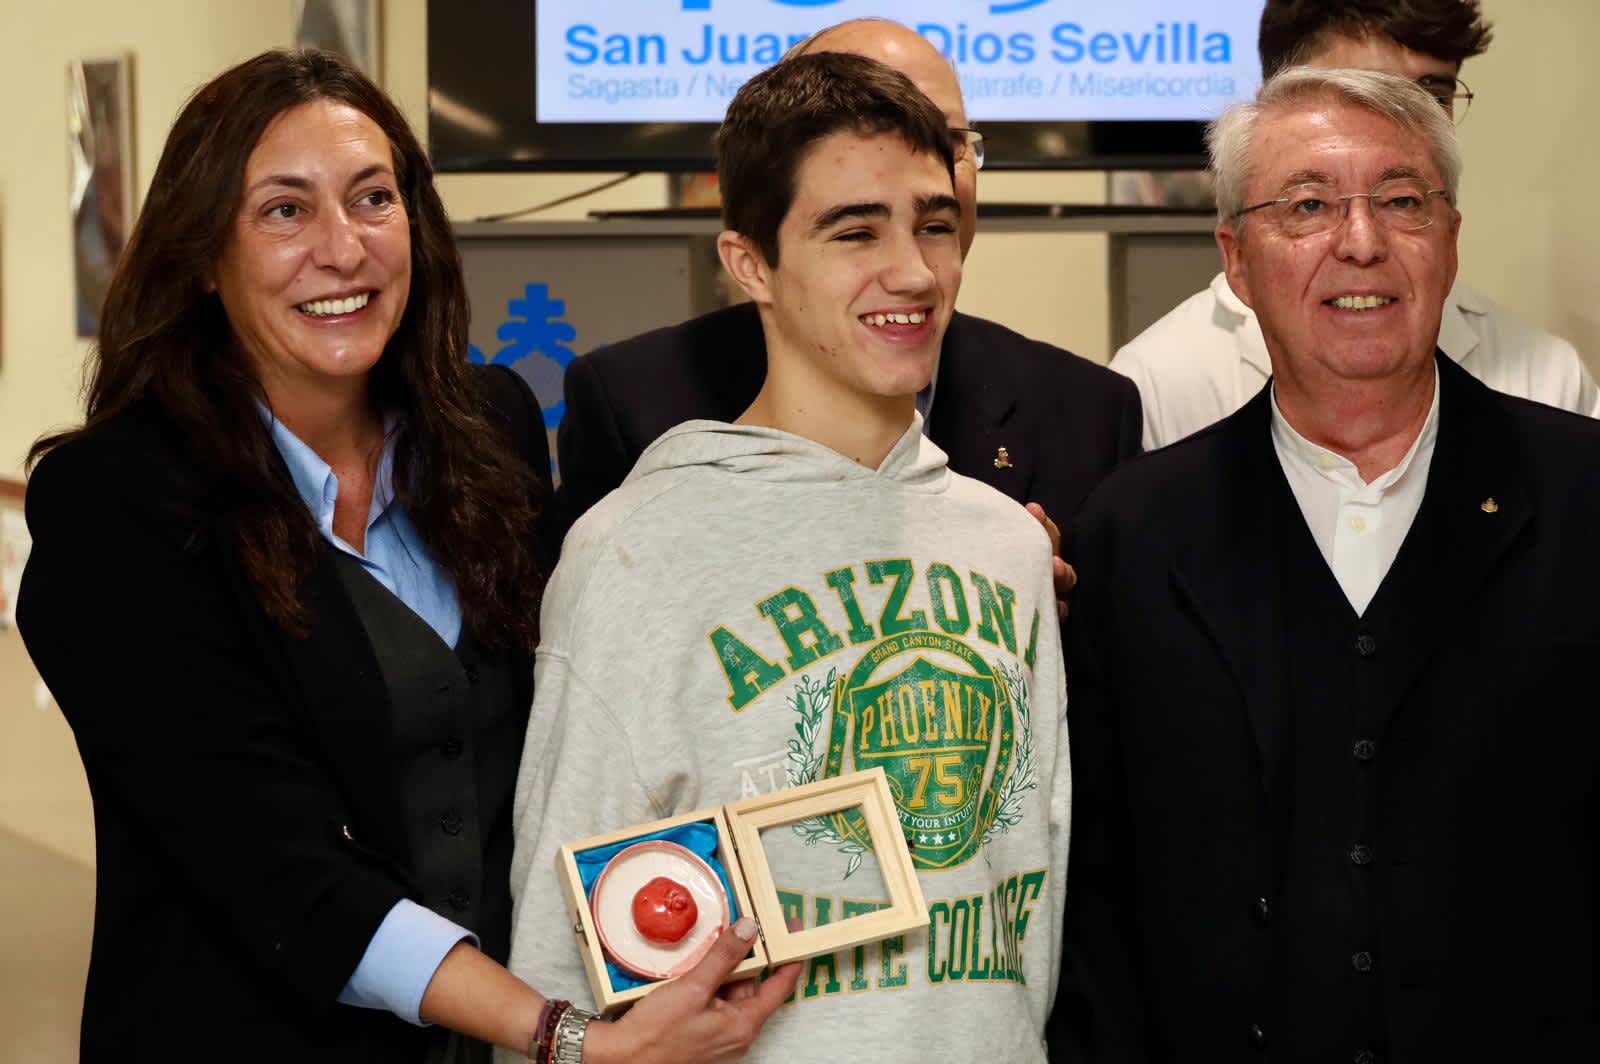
(550, 1006), (597, 1064)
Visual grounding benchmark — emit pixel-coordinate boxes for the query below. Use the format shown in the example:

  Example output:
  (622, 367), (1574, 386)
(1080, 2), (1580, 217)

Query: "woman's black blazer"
(18, 365), (548, 1061)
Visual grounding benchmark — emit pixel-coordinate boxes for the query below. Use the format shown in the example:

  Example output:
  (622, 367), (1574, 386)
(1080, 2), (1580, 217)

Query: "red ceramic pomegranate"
(631, 875), (699, 944)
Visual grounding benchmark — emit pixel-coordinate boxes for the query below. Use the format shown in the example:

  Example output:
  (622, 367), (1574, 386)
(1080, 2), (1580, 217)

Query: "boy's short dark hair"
(1259, 0), (1494, 78)
(715, 51), (955, 266)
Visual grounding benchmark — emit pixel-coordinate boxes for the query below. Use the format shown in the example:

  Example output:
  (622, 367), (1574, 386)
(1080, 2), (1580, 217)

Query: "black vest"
(334, 557), (520, 1064)
(1270, 478), (1438, 1064)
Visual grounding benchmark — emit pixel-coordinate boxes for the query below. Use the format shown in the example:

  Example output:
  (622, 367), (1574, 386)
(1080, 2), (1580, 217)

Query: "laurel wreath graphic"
(982, 661), (1037, 851)
(784, 669), (868, 879)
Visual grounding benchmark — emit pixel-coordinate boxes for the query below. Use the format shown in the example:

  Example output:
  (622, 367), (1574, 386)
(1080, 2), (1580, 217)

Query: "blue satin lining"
(575, 821), (740, 991)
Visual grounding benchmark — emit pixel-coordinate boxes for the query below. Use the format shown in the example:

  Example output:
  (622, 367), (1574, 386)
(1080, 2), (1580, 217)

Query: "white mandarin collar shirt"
(1270, 369), (1441, 616)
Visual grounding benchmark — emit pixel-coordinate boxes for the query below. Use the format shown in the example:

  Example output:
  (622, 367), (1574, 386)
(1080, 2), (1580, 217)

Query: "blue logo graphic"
(989, 0), (1050, 12)
(467, 283), (575, 429)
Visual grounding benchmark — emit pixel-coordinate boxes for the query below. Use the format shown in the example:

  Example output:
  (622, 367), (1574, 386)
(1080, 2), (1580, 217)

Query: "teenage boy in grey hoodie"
(505, 52), (1069, 1064)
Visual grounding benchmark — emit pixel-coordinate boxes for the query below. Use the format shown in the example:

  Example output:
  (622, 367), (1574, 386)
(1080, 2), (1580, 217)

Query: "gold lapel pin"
(993, 446), (1013, 470)
(1480, 497), (1499, 513)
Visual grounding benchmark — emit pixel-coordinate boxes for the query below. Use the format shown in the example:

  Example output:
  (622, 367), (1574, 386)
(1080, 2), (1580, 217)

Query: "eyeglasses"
(1415, 74), (1474, 124)
(1233, 179), (1452, 238)
(949, 127), (985, 170)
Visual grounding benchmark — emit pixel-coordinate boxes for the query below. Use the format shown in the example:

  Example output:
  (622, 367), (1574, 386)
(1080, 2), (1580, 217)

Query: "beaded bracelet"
(528, 999), (570, 1064)
(543, 1002), (574, 1064)
(526, 999), (555, 1061)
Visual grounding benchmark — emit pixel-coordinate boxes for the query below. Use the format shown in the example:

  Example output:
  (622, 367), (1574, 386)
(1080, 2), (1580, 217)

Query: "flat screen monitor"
(429, 1), (1266, 173)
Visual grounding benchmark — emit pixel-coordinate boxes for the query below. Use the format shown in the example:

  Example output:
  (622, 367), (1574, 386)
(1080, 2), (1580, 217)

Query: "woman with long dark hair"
(18, 49), (793, 1062)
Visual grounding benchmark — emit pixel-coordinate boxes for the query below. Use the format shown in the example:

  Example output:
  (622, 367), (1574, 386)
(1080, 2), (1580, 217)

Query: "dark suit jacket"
(552, 302), (1142, 535)
(1053, 355), (1597, 1061)
(17, 366), (547, 1061)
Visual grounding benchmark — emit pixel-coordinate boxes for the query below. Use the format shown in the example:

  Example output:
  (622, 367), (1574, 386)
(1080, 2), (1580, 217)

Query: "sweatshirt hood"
(624, 413), (950, 492)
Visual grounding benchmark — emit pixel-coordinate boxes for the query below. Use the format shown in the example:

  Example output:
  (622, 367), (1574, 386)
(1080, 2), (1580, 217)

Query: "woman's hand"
(583, 917), (801, 1064)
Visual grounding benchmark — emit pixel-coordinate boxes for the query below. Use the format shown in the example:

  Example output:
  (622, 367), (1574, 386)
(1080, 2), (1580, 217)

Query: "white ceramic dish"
(589, 839), (731, 980)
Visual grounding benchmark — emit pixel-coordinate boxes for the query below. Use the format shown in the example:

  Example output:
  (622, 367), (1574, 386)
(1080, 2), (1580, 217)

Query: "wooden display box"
(556, 767), (928, 1013)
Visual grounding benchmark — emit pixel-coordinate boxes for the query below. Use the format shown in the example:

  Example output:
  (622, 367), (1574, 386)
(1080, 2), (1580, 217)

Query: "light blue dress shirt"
(265, 412), (472, 1026)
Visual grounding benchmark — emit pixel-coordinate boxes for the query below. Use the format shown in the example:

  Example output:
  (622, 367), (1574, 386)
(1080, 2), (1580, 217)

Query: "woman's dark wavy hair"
(29, 49), (542, 651)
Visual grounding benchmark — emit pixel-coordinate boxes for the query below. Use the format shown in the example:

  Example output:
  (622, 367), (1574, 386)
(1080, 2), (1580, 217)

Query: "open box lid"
(556, 767), (927, 1012)
(723, 767), (928, 966)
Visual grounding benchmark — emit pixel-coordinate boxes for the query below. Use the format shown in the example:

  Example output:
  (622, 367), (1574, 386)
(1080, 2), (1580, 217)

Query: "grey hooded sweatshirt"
(506, 416), (1069, 1063)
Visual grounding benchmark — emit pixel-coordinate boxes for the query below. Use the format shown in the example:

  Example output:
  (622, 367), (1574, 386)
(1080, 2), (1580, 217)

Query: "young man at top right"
(1111, 0), (1598, 451)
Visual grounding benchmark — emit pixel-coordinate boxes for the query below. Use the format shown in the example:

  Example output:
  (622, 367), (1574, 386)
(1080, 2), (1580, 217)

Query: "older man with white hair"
(1052, 67), (1598, 1062)
(1111, 0), (1597, 452)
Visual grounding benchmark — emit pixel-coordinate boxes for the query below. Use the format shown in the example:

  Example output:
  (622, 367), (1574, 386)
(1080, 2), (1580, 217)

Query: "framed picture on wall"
(294, 0), (382, 81)
(67, 54), (134, 339)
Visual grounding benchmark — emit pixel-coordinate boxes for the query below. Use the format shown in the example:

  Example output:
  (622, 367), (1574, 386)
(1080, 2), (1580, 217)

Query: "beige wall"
(0, 0), (1595, 858)
(1454, 0), (1600, 366)
(0, 2), (290, 487)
